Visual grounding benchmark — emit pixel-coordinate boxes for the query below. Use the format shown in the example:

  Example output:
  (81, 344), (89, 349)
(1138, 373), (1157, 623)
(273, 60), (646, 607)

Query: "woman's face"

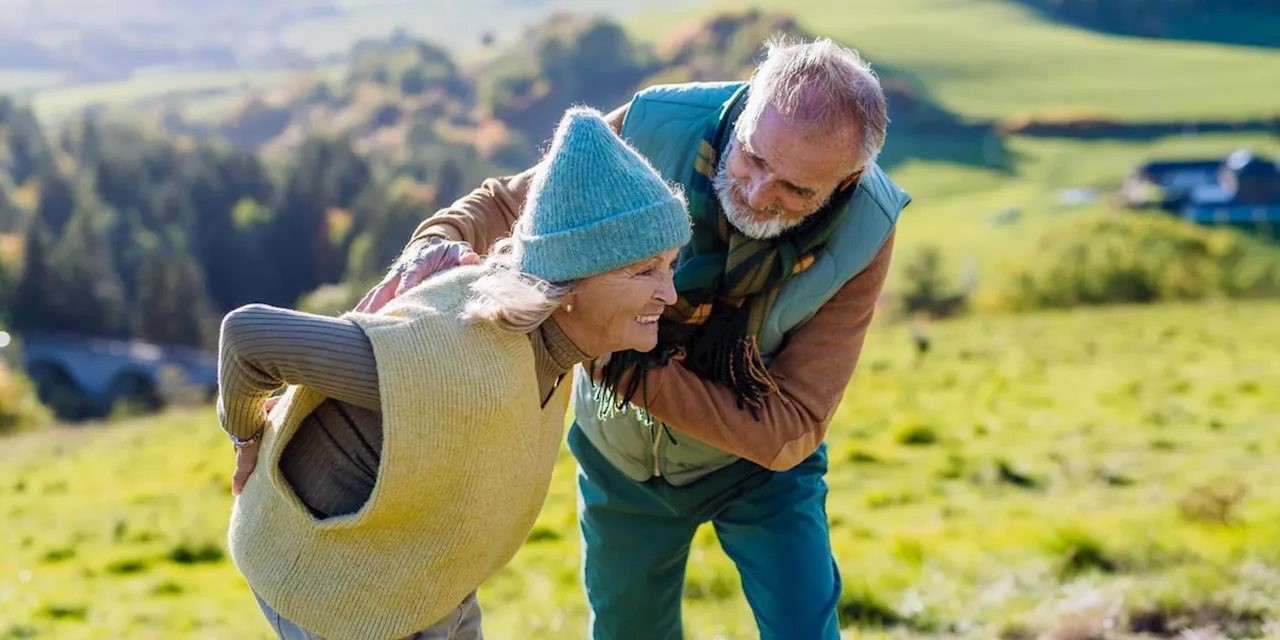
(557, 248), (681, 356)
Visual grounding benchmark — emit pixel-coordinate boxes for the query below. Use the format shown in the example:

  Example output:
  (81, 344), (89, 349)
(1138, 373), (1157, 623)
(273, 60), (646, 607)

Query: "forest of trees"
(1, 11), (855, 350)
(0, 104), (387, 348)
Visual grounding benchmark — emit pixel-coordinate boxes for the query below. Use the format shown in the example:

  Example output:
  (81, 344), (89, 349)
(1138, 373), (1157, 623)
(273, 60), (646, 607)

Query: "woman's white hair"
(460, 237), (575, 333)
(739, 36), (889, 170)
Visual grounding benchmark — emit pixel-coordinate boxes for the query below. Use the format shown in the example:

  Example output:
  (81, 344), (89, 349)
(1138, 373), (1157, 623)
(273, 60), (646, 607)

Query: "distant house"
(1124, 149), (1280, 237)
(1123, 159), (1222, 207)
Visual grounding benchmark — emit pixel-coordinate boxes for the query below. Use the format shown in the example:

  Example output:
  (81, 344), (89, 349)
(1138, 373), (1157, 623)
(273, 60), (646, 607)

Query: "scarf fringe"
(593, 334), (786, 426)
(726, 335), (780, 419)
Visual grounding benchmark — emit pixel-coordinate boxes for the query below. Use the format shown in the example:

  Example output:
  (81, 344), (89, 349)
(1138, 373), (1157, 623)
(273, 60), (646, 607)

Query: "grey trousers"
(253, 590), (483, 640)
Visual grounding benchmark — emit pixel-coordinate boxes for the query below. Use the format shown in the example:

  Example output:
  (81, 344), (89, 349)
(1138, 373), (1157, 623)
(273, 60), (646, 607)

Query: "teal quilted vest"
(572, 81), (911, 485)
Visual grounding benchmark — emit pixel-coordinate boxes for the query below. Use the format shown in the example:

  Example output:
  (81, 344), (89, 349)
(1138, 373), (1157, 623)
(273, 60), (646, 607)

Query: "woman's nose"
(656, 272), (678, 305)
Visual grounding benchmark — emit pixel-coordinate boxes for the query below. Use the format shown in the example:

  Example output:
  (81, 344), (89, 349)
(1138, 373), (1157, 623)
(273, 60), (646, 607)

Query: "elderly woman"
(214, 107), (690, 640)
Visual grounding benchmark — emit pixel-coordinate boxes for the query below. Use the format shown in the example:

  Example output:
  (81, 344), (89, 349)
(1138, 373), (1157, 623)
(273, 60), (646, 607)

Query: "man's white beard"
(712, 163), (809, 240)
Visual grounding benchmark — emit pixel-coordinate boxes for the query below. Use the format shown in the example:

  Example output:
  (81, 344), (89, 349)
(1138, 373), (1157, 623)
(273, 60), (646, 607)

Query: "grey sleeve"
(216, 304), (381, 441)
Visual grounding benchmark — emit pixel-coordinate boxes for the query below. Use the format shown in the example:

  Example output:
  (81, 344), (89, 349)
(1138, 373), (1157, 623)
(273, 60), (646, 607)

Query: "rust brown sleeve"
(407, 104), (631, 255)
(636, 231), (896, 471)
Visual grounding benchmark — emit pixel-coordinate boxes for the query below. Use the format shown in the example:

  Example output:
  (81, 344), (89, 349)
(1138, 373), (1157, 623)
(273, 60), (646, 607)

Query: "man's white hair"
(739, 36), (889, 170)
(460, 238), (575, 333)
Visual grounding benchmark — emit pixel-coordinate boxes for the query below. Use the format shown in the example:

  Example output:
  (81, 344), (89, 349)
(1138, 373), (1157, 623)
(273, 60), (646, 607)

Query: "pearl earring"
(565, 303), (574, 313)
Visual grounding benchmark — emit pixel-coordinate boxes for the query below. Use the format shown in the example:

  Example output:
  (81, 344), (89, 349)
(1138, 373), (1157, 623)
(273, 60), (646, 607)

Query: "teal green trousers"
(568, 423), (842, 640)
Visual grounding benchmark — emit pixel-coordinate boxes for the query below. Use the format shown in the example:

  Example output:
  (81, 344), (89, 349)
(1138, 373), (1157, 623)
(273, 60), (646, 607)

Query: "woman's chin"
(623, 328), (660, 353)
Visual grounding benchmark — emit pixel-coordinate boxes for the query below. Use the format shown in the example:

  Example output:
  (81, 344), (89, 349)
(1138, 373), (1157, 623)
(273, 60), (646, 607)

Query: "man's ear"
(837, 168), (865, 193)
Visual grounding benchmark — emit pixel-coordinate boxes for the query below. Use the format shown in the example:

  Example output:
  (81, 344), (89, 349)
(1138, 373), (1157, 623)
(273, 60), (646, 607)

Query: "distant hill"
(1010, 0), (1280, 49)
(0, 0), (696, 94)
(158, 10), (986, 173)
(617, 0), (1280, 125)
(0, 0), (335, 81)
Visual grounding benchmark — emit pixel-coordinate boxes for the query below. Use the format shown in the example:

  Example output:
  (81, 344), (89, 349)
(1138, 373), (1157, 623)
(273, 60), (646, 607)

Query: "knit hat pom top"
(513, 107), (692, 283)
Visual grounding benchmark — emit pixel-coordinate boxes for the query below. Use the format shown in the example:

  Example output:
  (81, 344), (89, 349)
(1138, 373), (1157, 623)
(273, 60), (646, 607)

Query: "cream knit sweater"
(227, 266), (572, 639)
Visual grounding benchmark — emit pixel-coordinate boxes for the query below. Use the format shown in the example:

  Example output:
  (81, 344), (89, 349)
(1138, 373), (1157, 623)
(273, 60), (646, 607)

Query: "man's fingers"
(353, 289), (376, 313)
(396, 267), (426, 296)
(354, 275), (392, 313)
(357, 274), (401, 314)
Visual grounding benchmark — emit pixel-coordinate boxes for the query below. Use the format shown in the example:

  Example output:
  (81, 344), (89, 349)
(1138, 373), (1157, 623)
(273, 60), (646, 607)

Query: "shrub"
(891, 420), (940, 446)
(167, 542), (225, 565)
(899, 244), (969, 318)
(989, 212), (1280, 312)
(1046, 527), (1123, 579)
(837, 584), (904, 629)
(0, 359), (52, 435)
(1177, 476), (1248, 525)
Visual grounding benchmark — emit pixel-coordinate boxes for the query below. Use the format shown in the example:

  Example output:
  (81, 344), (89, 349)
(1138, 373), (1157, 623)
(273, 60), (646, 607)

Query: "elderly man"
(361, 36), (910, 640)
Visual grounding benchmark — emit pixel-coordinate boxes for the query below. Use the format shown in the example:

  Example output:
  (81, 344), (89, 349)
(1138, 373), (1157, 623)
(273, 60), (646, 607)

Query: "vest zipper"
(652, 422), (662, 477)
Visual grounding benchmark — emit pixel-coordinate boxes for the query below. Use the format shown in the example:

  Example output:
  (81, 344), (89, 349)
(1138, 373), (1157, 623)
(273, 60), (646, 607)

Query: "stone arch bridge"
(13, 332), (218, 421)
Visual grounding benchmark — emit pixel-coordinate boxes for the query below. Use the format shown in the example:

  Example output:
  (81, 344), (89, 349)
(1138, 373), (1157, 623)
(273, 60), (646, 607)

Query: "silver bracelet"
(229, 426), (264, 450)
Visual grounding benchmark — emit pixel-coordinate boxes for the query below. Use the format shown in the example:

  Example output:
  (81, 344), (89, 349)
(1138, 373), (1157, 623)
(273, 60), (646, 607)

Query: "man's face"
(714, 104), (862, 240)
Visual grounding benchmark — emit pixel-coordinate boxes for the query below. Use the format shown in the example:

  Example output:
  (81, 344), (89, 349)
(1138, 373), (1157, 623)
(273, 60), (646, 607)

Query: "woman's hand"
(232, 440), (260, 497)
(231, 399), (276, 496)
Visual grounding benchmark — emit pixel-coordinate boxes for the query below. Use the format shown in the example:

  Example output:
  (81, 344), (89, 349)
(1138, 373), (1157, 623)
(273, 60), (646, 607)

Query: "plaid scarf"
(595, 85), (853, 424)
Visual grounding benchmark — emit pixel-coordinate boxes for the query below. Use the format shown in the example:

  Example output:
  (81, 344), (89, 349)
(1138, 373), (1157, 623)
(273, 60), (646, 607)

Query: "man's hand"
(231, 440), (260, 497)
(355, 238), (480, 314)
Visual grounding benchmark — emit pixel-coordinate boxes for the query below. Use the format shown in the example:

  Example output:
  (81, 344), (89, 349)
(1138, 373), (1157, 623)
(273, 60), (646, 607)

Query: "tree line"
(0, 9), (938, 350)
(0, 99), (463, 349)
(1014, 0), (1279, 37)
(0, 13), (691, 349)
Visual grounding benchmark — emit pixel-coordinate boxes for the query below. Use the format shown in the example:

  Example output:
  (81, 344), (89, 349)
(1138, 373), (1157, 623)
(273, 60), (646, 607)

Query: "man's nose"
(745, 178), (774, 211)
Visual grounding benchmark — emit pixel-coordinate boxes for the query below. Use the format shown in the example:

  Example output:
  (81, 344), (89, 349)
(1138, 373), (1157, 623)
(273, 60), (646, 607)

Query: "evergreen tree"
(134, 232), (217, 348)
(34, 171), (76, 237)
(0, 97), (55, 185)
(39, 200), (131, 337)
(265, 136), (372, 305)
(9, 217), (56, 333)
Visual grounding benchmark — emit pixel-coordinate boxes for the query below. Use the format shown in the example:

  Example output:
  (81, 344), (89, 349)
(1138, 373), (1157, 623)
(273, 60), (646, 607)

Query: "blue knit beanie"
(513, 107), (692, 283)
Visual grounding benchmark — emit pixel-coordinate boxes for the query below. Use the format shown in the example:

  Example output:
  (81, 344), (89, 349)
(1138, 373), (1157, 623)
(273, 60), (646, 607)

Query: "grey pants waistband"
(252, 590), (483, 640)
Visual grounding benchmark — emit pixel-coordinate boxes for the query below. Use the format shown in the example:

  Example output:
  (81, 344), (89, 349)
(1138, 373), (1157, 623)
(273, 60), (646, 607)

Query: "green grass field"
(25, 69), (301, 125)
(626, 0), (1280, 123)
(3, 300), (1279, 639)
(4, 2), (1280, 638)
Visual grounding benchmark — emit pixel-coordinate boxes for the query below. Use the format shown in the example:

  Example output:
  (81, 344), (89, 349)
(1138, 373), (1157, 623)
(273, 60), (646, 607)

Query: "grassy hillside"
(881, 131), (1280, 293)
(15, 0), (1280, 125)
(280, 0), (697, 58)
(626, 0), (1280, 122)
(25, 69), (302, 124)
(3, 300), (1279, 639)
